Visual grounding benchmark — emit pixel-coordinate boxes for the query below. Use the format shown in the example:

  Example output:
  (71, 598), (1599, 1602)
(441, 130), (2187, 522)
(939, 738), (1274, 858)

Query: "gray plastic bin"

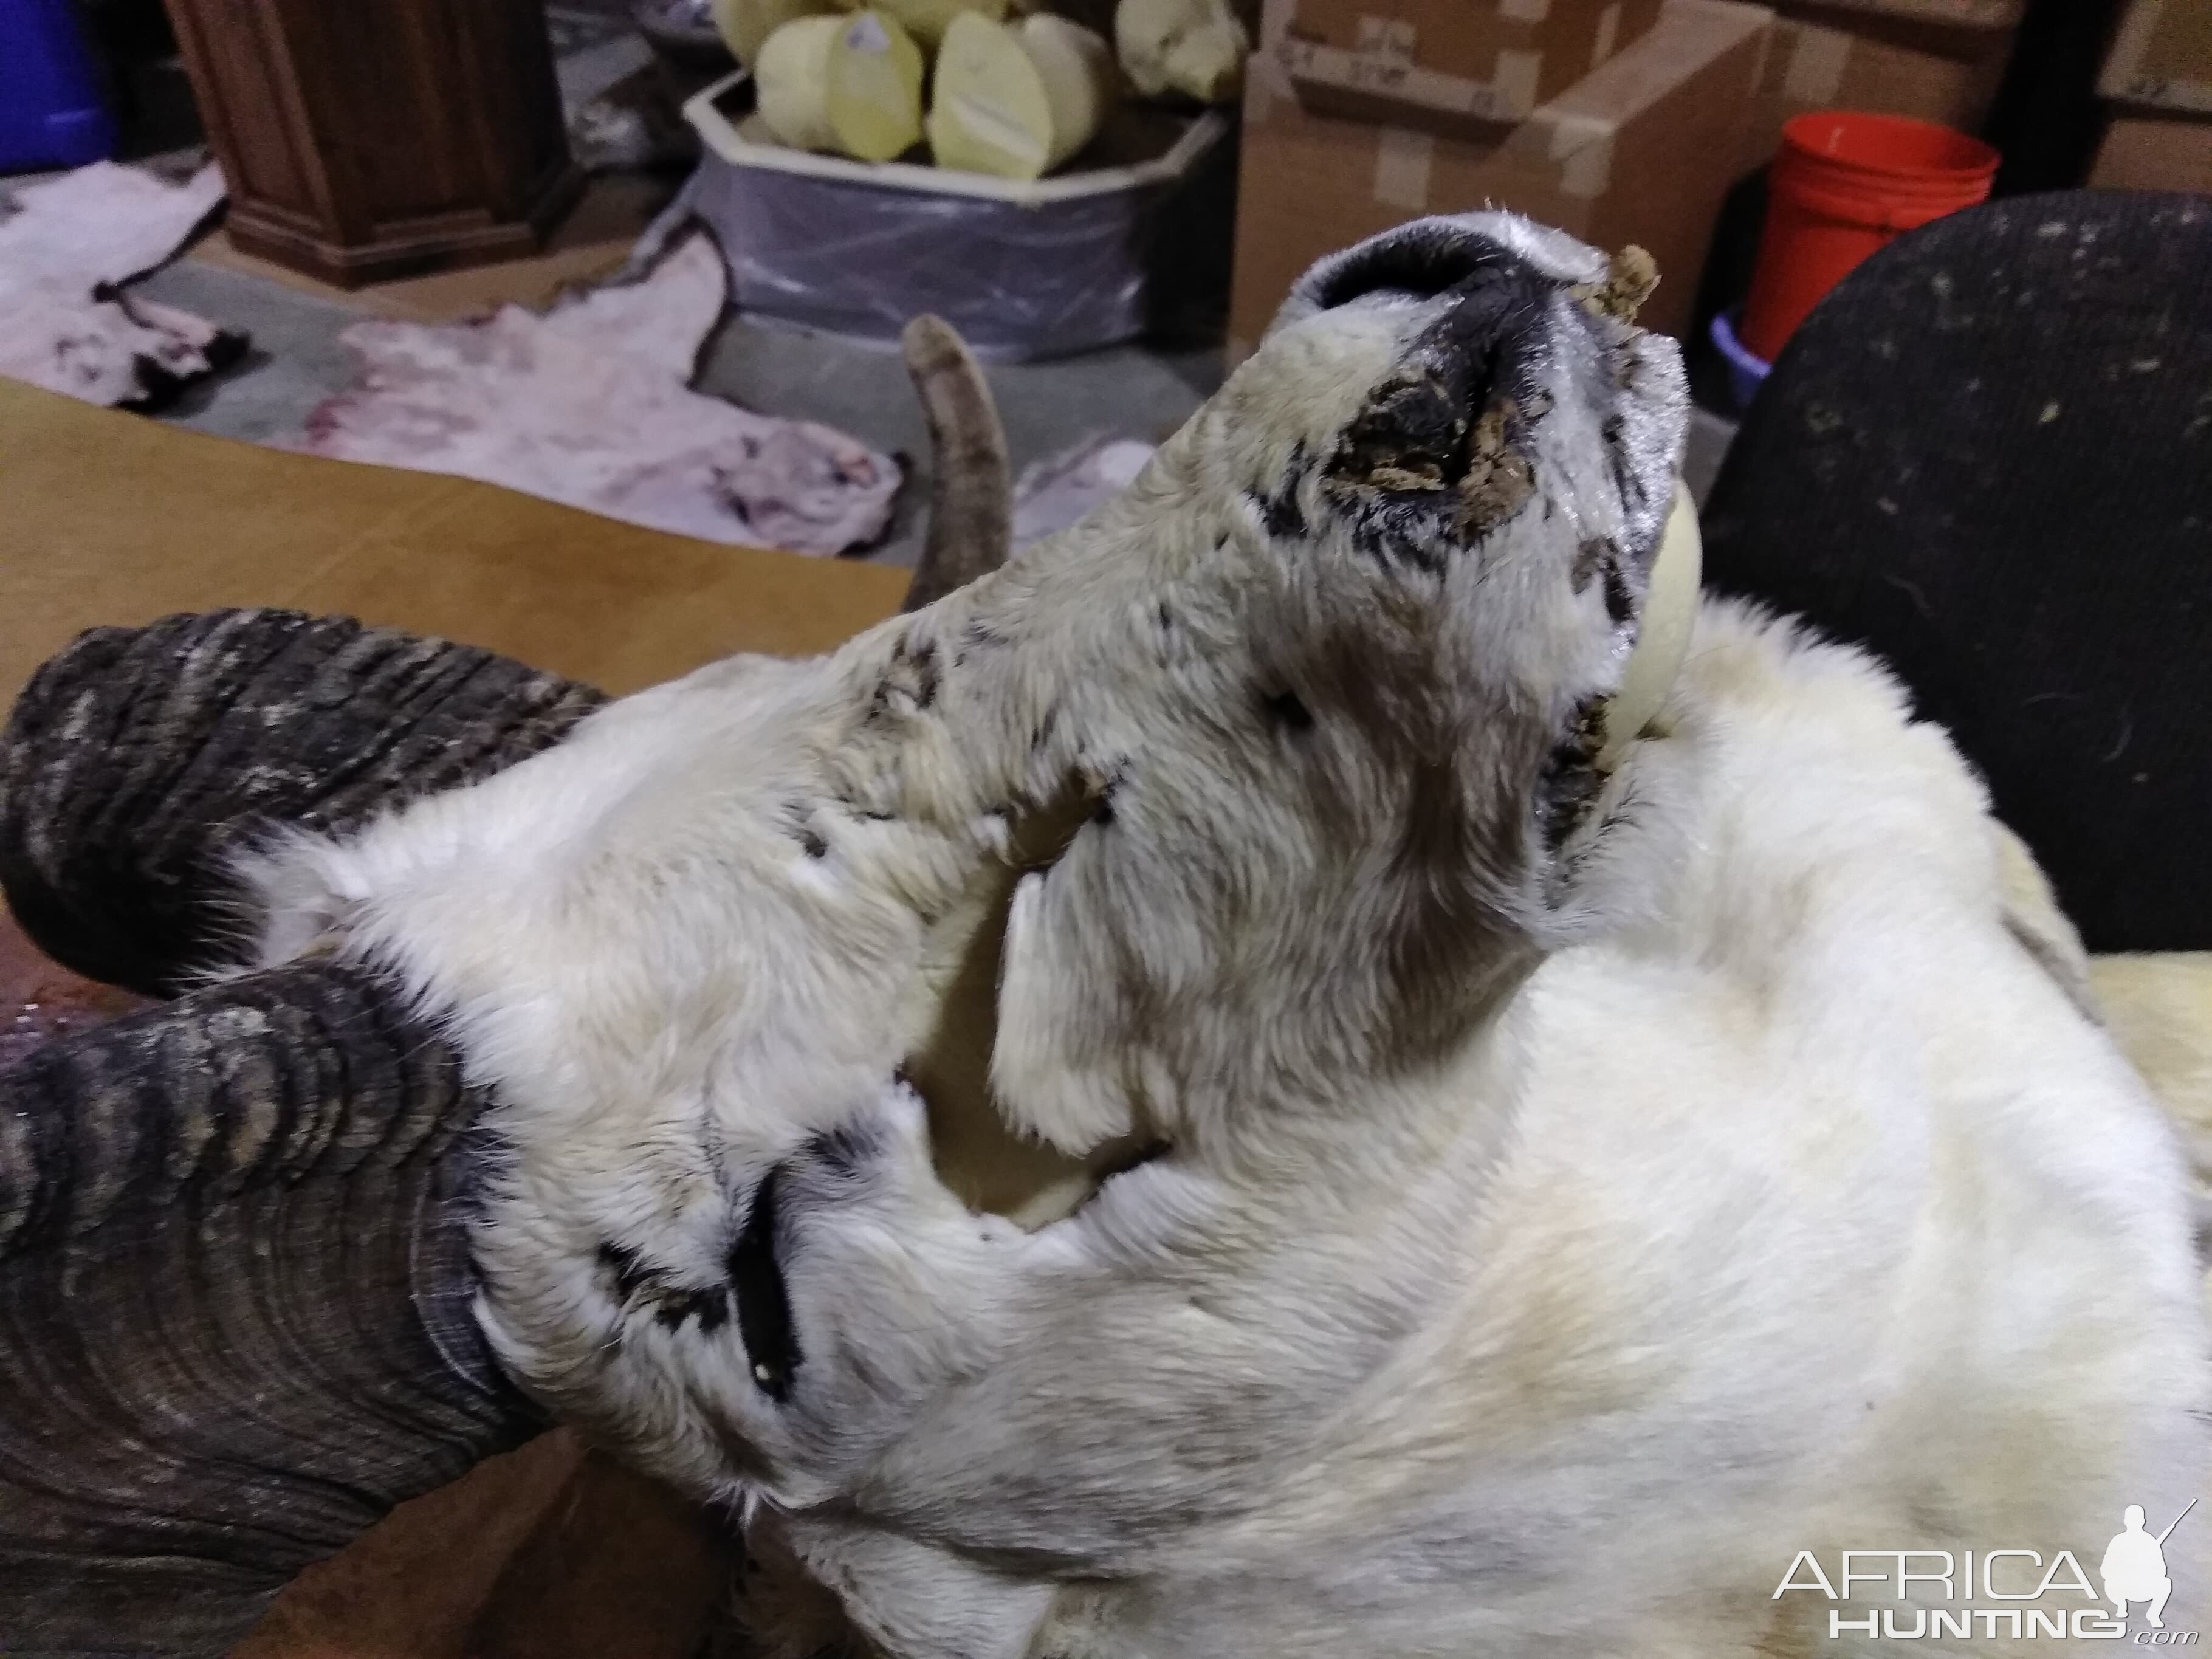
(682, 71), (1229, 359)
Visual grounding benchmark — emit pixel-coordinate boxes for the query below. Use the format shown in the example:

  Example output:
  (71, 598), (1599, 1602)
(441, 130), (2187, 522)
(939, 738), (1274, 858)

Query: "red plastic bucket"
(1740, 111), (1999, 363)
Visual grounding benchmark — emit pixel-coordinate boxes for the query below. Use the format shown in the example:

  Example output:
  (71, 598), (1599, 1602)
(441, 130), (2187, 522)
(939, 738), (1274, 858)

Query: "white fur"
(246, 215), (2208, 1657)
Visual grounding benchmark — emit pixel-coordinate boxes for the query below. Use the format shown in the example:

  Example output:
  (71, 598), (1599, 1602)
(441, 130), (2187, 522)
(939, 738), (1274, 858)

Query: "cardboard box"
(2100, 0), (2212, 118)
(1739, 9), (2012, 173)
(1229, 0), (1773, 353)
(1769, 0), (2017, 27)
(2089, 114), (2212, 192)
(1282, 0), (1666, 132)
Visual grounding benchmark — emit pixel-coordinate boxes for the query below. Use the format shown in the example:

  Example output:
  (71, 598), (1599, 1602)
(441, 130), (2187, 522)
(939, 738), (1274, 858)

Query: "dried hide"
(235, 213), (2207, 1657)
(4, 211), (2205, 1659)
(0, 162), (240, 408)
(296, 233), (901, 557)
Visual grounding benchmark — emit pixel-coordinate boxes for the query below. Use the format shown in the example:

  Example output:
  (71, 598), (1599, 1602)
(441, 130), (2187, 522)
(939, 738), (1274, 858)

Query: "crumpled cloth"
(1012, 434), (1156, 548)
(0, 162), (241, 408)
(297, 232), (901, 556)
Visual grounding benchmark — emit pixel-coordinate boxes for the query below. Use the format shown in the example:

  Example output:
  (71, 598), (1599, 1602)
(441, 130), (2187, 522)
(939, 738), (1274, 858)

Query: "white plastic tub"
(681, 70), (1231, 359)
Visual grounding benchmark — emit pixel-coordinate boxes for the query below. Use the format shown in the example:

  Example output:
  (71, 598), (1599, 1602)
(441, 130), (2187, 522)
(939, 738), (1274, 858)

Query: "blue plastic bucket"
(1709, 309), (1771, 413)
(0, 0), (118, 171)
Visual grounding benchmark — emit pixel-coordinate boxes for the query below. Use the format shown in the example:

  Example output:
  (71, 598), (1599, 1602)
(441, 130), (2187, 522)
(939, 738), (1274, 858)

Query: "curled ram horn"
(0, 961), (543, 1656)
(0, 608), (606, 997)
(0, 608), (594, 1654)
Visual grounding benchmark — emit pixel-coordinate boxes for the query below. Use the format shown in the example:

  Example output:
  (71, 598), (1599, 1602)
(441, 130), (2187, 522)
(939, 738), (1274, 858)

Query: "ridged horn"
(900, 314), (1013, 614)
(0, 961), (541, 1657)
(0, 609), (605, 997)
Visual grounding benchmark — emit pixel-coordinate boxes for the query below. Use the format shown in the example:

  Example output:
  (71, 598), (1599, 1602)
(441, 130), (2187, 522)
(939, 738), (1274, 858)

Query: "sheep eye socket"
(730, 1166), (801, 1402)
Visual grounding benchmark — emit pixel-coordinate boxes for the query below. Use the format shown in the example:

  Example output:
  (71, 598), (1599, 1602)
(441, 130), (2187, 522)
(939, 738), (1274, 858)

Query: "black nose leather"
(1316, 235), (1553, 567)
(1308, 224), (1533, 314)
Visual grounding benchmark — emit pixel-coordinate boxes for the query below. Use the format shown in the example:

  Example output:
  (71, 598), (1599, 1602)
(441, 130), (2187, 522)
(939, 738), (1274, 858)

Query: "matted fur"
(246, 215), (2208, 1657)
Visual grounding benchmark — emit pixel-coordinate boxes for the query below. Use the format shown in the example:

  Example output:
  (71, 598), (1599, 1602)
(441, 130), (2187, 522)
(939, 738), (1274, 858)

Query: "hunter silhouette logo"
(2105, 1502), (2194, 1632)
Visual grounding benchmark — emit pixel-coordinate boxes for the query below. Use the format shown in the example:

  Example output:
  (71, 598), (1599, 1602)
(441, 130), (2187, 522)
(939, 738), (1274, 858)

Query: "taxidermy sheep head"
(5, 212), (2199, 1659)
(227, 210), (1687, 1513)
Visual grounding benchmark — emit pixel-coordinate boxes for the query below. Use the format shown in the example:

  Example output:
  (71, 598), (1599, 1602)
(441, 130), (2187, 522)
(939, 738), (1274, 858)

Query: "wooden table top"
(0, 376), (910, 708)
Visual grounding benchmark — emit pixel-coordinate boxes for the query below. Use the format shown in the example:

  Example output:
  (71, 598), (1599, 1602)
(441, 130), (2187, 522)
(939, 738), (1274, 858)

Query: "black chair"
(1702, 190), (2212, 953)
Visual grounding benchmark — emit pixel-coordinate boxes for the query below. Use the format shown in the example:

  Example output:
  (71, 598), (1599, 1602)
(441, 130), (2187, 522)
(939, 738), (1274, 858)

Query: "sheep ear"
(1993, 823), (2098, 1018)
(1596, 482), (1702, 768)
(987, 870), (1141, 1157)
(901, 315), (1012, 613)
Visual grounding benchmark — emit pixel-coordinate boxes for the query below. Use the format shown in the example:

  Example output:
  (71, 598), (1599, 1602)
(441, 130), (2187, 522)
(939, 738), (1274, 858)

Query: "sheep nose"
(1319, 233), (1553, 521)
(1304, 221), (1544, 317)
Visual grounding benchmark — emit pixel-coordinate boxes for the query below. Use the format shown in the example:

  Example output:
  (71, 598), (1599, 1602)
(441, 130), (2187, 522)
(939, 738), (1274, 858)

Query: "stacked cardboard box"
(2090, 117), (2212, 191)
(1229, 0), (1773, 355)
(2100, 0), (2212, 117)
(1280, 0), (1666, 133)
(1737, 0), (2018, 173)
(2091, 0), (2212, 194)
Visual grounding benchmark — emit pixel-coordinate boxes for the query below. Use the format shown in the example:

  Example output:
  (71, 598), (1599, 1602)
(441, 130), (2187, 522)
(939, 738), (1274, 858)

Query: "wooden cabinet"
(162, 0), (582, 286)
